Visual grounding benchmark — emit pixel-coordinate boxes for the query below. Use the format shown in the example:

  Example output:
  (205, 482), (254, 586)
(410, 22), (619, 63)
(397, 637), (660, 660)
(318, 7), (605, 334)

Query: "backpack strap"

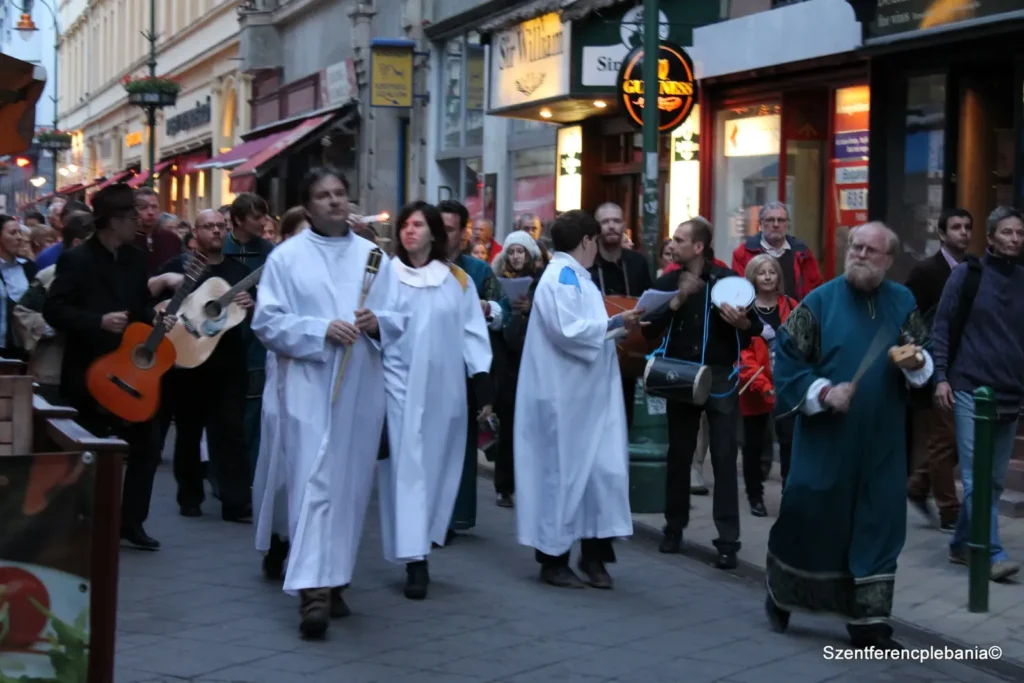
(947, 255), (983, 369)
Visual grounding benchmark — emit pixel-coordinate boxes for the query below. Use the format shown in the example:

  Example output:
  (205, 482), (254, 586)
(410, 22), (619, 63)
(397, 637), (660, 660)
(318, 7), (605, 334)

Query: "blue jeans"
(951, 391), (1016, 562)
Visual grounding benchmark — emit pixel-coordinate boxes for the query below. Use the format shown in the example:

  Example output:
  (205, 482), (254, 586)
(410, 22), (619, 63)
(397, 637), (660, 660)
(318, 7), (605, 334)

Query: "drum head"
(692, 365), (712, 405)
(711, 277), (755, 310)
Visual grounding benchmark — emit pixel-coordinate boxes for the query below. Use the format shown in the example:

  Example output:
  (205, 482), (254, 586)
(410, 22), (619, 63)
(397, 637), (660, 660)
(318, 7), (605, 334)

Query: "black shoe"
(764, 594), (790, 633)
(222, 504), (253, 524)
(179, 504), (202, 518)
(908, 494), (936, 525)
(299, 589), (329, 639)
(851, 632), (905, 651)
(262, 534), (290, 581)
(445, 528), (456, 544)
(939, 519), (956, 533)
(659, 534), (681, 554)
(749, 498), (768, 517)
(539, 565), (585, 588)
(577, 558), (613, 590)
(496, 493), (514, 508)
(121, 525), (160, 551)
(716, 551), (737, 570)
(329, 586), (351, 618)
(404, 560), (429, 600)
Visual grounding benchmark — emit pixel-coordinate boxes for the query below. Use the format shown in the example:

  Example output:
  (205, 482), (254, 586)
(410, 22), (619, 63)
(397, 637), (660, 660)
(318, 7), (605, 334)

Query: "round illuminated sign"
(616, 41), (697, 134)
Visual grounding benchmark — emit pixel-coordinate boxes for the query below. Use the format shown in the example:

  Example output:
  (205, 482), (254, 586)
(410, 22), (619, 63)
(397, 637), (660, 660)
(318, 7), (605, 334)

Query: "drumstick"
(738, 366), (764, 395)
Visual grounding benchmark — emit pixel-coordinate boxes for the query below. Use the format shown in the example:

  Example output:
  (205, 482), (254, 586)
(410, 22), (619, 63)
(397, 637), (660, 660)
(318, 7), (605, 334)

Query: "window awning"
(194, 131), (294, 171)
(56, 181), (98, 196)
(228, 113), (334, 194)
(127, 161), (173, 188)
(94, 170), (134, 192)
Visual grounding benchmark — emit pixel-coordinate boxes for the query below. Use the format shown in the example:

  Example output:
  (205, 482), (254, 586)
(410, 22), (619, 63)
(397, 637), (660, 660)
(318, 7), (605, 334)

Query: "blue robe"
(766, 278), (930, 625)
(223, 232), (275, 479)
(449, 254), (509, 531)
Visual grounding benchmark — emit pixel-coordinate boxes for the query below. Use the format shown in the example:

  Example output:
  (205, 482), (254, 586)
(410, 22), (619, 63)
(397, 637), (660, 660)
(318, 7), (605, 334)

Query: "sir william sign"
(616, 41), (696, 134)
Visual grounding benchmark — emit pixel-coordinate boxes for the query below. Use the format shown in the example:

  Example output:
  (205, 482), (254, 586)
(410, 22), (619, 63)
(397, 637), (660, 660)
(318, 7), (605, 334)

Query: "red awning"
(57, 181), (98, 196)
(127, 161), (173, 188)
(194, 130), (294, 171)
(228, 114), (333, 194)
(176, 150), (211, 175)
(94, 170), (133, 192)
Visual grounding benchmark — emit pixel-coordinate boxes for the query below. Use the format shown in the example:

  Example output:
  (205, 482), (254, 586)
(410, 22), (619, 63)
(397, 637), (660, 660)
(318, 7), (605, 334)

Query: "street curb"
(475, 462), (1023, 681)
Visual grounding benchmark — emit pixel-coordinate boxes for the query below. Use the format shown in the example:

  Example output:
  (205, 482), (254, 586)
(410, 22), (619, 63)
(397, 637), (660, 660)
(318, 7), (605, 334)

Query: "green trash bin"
(627, 379), (668, 514)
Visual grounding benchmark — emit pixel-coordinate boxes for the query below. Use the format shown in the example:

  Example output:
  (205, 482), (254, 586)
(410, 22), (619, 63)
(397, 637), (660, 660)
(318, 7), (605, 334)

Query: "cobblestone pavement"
(112, 468), (1013, 683)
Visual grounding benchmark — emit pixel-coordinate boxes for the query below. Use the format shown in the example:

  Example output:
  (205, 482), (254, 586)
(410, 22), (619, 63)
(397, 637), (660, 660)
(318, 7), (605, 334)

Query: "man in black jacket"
(644, 218), (762, 570)
(905, 208), (972, 530)
(589, 202), (653, 428)
(43, 183), (168, 551)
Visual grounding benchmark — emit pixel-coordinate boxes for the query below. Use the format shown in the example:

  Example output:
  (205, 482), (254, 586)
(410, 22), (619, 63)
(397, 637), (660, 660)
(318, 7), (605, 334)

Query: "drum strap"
(597, 260), (630, 297)
(648, 282), (743, 398)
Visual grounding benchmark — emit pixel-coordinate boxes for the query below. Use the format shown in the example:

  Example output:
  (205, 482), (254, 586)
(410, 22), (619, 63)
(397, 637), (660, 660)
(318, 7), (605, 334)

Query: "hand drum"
(604, 295), (660, 378)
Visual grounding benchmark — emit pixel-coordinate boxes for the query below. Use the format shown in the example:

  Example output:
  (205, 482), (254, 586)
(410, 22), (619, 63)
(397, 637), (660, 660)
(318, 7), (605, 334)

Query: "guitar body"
(604, 295), (661, 378)
(85, 323), (177, 423)
(160, 277), (248, 368)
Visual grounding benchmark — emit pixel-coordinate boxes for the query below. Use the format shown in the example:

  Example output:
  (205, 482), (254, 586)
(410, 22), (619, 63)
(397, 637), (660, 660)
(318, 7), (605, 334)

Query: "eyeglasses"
(848, 243), (885, 257)
(761, 217), (789, 225)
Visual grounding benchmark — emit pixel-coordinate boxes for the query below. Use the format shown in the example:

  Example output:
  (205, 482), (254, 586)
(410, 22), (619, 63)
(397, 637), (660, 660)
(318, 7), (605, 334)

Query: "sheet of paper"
(635, 289), (677, 315)
(498, 277), (533, 301)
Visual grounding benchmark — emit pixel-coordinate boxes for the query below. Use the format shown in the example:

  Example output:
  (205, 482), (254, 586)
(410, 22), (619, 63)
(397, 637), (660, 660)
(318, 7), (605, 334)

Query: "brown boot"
(329, 586), (351, 618)
(299, 588), (329, 639)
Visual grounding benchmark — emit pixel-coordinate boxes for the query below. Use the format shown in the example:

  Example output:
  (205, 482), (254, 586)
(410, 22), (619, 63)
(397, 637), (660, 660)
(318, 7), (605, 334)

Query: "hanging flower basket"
(123, 76), (180, 108)
(36, 129), (73, 151)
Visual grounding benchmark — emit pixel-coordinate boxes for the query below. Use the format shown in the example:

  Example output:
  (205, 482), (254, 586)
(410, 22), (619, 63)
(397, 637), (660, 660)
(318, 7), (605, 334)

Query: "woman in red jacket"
(739, 254), (797, 517)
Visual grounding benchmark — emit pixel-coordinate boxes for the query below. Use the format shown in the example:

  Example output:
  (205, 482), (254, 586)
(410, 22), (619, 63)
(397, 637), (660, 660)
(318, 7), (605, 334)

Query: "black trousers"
(742, 413), (793, 499)
(622, 375), (635, 429)
(167, 369), (250, 509)
(664, 380), (741, 553)
(535, 538), (616, 567)
(74, 405), (161, 530)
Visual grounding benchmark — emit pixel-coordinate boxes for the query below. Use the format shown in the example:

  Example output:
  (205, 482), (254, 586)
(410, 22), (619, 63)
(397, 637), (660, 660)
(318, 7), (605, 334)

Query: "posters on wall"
(0, 453), (95, 682)
(829, 85), (870, 276)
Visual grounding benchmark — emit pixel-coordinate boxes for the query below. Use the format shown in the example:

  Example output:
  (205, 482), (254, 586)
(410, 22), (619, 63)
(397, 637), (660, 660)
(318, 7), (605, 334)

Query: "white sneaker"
(691, 465), (709, 495)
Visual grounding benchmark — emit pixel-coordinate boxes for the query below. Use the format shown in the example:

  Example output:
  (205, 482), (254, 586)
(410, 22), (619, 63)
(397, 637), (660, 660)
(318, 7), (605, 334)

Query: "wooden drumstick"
(738, 366), (765, 396)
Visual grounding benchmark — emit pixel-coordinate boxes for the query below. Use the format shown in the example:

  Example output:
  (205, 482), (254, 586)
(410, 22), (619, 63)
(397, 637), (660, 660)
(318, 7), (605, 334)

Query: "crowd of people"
(2, 166), (1022, 652)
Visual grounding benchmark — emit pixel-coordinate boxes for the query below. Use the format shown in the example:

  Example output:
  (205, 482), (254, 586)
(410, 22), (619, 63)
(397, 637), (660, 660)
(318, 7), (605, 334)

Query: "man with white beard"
(764, 222), (934, 650)
(251, 166), (402, 639)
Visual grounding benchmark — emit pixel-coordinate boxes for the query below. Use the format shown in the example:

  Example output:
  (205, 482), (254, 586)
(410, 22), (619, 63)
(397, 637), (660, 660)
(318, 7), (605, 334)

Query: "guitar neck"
(145, 256), (206, 349)
(216, 265), (264, 306)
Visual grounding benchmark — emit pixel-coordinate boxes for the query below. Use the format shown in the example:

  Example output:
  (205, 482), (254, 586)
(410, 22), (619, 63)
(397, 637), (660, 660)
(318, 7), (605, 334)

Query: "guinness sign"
(616, 41), (696, 134)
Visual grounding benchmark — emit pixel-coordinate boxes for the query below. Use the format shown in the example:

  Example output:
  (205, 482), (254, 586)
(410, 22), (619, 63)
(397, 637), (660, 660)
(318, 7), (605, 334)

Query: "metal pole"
(146, 0), (157, 188)
(640, 0), (660, 273)
(968, 386), (995, 613)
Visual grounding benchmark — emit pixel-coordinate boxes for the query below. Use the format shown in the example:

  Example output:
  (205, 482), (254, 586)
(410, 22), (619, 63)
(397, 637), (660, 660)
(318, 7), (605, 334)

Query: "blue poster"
(835, 131), (869, 160)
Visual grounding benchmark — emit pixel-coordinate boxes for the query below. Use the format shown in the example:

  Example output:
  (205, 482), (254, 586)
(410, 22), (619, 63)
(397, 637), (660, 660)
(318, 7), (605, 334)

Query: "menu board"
(869, 0), (1021, 40)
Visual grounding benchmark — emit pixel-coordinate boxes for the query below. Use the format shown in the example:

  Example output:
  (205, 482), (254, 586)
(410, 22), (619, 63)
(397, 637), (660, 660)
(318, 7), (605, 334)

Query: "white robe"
(252, 353), (289, 548)
(251, 229), (402, 593)
(378, 258), (492, 564)
(514, 252), (633, 557)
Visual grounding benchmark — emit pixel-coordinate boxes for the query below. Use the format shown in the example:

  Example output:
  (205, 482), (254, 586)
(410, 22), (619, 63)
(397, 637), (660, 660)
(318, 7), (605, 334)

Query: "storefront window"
(712, 102), (781, 261)
(463, 157), (484, 220)
(442, 37), (463, 149)
(512, 147), (556, 226)
(898, 74), (946, 260)
(465, 34), (485, 147)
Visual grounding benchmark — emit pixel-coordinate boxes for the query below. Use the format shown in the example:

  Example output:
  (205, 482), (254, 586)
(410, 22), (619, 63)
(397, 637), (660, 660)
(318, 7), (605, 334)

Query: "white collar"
(551, 251), (593, 281)
(393, 257), (450, 288)
(760, 234), (790, 256)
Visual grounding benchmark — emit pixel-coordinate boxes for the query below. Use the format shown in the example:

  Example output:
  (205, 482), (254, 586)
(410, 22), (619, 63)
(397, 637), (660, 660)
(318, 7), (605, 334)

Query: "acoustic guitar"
(159, 265), (263, 369)
(85, 255), (207, 423)
(604, 295), (662, 378)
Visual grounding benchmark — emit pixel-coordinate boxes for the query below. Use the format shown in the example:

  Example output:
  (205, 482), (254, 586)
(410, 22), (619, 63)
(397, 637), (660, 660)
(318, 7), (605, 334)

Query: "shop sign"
(320, 59), (357, 108)
(166, 96), (212, 137)
(489, 13), (569, 111)
(723, 114), (780, 158)
(616, 41), (697, 134)
(572, 3), (718, 91)
(370, 39), (414, 108)
(668, 104), (700, 237)
(833, 85), (870, 160)
(124, 131), (143, 148)
(868, 0), (1021, 41)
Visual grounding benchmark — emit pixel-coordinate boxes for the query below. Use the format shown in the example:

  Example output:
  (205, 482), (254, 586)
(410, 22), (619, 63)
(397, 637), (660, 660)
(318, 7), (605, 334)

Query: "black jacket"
(905, 250), (954, 323)
(588, 248), (652, 297)
(43, 236), (154, 411)
(643, 261), (763, 369)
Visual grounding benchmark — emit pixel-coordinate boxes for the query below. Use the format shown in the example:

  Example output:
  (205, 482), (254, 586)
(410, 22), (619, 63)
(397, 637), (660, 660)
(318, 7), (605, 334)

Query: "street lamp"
(13, 0), (62, 193)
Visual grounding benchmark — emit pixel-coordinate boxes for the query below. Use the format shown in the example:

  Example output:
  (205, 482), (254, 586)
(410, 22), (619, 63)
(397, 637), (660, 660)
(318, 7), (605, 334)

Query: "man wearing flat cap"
(44, 183), (168, 551)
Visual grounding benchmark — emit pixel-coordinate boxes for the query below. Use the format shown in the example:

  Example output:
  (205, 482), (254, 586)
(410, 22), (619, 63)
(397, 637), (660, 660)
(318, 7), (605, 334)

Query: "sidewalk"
(478, 453), (1024, 673)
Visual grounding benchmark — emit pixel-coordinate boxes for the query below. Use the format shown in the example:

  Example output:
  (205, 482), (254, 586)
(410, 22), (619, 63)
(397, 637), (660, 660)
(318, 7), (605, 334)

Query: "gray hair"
(758, 201), (789, 224)
(986, 206), (1024, 237)
(851, 221), (900, 256)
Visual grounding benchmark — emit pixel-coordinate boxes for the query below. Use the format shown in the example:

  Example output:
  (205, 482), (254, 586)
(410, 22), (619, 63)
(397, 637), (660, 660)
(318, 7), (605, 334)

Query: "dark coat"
(904, 250), (954, 323)
(43, 236), (154, 411)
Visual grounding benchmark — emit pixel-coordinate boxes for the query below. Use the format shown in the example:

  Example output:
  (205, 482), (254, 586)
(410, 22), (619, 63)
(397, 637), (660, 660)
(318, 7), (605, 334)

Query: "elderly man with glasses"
(731, 201), (823, 302)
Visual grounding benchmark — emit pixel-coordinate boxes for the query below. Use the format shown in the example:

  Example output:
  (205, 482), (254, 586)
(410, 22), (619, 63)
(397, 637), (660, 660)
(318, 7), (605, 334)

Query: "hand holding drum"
(711, 277), (755, 331)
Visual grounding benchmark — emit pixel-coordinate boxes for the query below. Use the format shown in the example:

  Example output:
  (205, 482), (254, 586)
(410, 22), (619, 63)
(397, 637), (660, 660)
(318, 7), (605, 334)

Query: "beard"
(601, 231), (622, 248)
(845, 260), (885, 291)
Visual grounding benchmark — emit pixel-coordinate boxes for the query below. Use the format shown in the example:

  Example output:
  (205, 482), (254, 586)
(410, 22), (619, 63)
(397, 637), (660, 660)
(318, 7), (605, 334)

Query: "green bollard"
(628, 379), (669, 514)
(968, 386), (995, 613)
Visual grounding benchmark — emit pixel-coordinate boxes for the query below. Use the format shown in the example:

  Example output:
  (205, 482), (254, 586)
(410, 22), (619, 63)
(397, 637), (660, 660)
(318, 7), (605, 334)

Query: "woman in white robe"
(514, 210), (642, 590)
(379, 201), (493, 601)
(251, 168), (403, 639)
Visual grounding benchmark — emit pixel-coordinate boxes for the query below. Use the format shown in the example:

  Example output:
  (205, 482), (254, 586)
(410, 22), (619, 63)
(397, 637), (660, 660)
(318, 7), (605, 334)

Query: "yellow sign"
(125, 131), (143, 148)
(370, 41), (414, 108)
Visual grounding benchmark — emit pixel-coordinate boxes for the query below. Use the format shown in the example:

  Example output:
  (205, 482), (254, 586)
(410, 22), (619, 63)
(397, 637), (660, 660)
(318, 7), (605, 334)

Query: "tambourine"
(710, 277), (755, 311)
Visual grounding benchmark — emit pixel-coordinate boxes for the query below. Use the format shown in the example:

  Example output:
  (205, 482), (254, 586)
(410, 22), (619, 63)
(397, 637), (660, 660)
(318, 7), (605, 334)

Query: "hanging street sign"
(616, 40), (697, 134)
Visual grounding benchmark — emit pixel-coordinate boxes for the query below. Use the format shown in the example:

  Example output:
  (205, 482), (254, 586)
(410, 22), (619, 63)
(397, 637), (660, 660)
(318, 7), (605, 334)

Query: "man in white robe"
(378, 201), (493, 600)
(251, 167), (403, 639)
(514, 210), (645, 589)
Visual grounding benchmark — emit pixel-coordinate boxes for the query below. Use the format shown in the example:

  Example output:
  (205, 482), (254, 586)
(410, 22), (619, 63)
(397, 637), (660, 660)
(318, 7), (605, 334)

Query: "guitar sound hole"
(131, 346), (156, 370)
(203, 301), (223, 318)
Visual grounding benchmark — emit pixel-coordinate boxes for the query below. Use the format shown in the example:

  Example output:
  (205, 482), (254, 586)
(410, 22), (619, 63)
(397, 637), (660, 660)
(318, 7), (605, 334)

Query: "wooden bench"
(0, 374), (33, 455)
